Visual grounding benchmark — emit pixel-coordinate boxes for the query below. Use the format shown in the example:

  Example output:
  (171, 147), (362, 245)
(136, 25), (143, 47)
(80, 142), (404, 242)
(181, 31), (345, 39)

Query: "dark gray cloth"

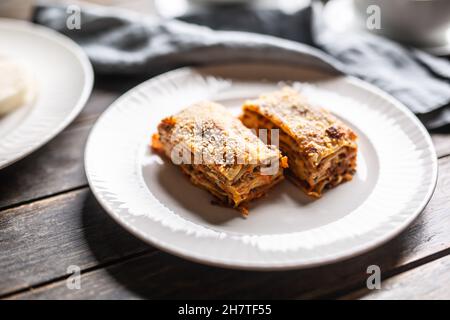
(33, 5), (340, 76)
(33, 3), (450, 130)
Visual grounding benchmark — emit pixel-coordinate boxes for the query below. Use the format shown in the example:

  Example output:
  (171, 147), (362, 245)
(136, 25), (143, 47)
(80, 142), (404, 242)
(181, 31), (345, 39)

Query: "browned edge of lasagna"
(240, 87), (357, 197)
(152, 101), (288, 216)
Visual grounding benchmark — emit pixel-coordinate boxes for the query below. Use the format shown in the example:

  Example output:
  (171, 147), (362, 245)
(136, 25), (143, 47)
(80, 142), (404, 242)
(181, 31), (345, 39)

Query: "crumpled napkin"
(33, 3), (450, 130)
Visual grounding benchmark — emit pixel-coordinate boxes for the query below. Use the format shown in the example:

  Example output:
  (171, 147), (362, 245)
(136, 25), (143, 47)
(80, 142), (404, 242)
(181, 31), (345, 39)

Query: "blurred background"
(1, 0), (449, 129)
(2, 0), (449, 55)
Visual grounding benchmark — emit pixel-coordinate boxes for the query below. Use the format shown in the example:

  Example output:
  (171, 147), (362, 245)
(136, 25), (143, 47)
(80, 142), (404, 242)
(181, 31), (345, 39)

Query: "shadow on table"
(81, 192), (419, 299)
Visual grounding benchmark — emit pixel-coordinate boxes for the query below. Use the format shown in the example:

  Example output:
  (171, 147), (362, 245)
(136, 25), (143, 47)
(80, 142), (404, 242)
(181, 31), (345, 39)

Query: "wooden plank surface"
(0, 189), (151, 297)
(0, 83), (127, 210)
(2, 155), (449, 299)
(0, 123), (90, 210)
(0, 82), (449, 299)
(343, 255), (450, 300)
(1, 0), (448, 301)
(1, 82), (449, 211)
(0, 77), (154, 211)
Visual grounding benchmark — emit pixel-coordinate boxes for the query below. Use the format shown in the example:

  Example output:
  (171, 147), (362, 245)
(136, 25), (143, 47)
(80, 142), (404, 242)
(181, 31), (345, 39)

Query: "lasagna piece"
(152, 101), (287, 215)
(240, 87), (357, 197)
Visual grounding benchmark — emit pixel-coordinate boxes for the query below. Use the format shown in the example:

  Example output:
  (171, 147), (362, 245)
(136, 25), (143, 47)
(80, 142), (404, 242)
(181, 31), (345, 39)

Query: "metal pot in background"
(353, 0), (450, 48)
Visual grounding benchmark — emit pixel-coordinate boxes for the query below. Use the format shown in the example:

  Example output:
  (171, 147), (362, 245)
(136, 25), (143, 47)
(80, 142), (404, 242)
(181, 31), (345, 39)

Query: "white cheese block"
(0, 57), (35, 116)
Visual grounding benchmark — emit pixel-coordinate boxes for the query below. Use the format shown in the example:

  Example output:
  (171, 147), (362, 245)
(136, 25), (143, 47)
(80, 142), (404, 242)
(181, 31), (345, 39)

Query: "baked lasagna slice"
(240, 87), (357, 197)
(152, 101), (287, 215)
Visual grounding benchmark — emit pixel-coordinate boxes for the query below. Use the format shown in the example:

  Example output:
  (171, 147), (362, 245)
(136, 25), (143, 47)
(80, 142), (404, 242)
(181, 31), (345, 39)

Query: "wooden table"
(1, 1), (450, 300)
(0, 75), (449, 300)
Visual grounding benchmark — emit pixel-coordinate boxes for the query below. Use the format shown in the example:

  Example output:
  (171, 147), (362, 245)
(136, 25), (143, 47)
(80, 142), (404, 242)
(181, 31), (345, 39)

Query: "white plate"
(0, 19), (93, 169)
(85, 63), (437, 270)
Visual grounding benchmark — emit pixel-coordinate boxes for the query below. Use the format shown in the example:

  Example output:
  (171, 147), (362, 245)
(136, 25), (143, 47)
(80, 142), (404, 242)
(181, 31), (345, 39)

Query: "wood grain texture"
(0, 123), (90, 210)
(0, 80), (449, 211)
(0, 85), (123, 210)
(343, 255), (450, 300)
(1, 0), (448, 301)
(71, 76), (147, 126)
(3, 156), (450, 299)
(0, 72), (449, 299)
(0, 189), (151, 297)
(0, 77), (154, 211)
